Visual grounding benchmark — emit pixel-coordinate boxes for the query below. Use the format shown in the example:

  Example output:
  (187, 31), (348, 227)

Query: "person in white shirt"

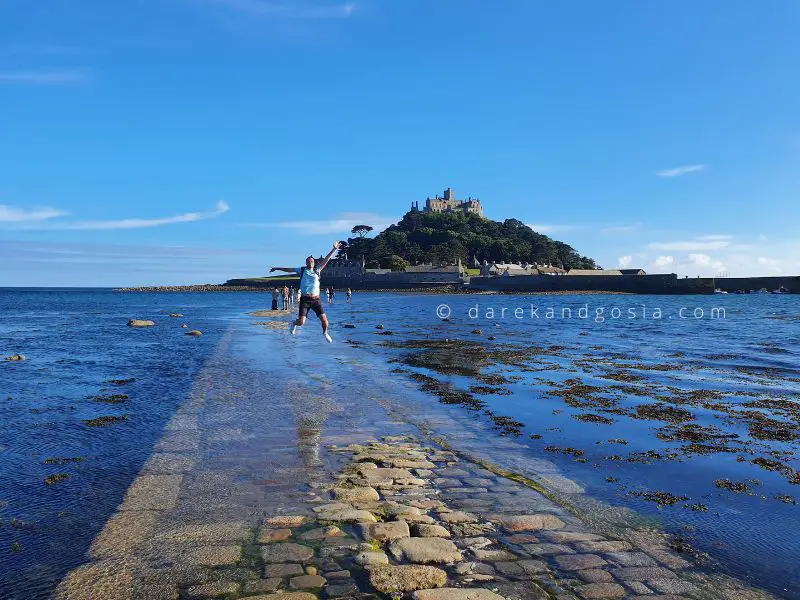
(270, 242), (341, 342)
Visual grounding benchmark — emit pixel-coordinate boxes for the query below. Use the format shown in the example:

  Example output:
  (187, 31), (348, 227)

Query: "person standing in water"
(346, 288), (352, 303)
(270, 242), (341, 342)
(271, 287), (279, 310)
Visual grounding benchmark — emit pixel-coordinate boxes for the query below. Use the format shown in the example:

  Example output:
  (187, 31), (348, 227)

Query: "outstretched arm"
(318, 242), (342, 271)
(269, 267), (297, 273)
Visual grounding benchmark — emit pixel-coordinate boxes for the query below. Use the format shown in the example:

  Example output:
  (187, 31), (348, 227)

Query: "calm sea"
(1, 289), (798, 598)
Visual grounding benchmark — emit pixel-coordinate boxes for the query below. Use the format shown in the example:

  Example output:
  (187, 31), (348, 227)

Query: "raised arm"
(269, 266), (297, 273)
(318, 242), (342, 271)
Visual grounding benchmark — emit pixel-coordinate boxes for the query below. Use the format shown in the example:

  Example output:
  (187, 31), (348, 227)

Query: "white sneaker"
(324, 332), (333, 343)
(291, 324), (298, 335)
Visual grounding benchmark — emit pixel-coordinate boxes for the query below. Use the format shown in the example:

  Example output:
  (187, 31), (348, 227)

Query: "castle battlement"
(411, 187), (483, 217)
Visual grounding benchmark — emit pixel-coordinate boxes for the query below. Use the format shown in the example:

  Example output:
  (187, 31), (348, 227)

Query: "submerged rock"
(127, 319), (155, 327)
(169, 313), (184, 318)
(3, 354), (26, 361)
(185, 330), (203, 336)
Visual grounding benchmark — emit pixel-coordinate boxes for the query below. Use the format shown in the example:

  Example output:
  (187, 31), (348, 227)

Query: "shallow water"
(1, 289), (799, 598)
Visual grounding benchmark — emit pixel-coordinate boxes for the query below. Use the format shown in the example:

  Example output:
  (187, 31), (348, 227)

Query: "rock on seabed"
(3, 354), (26, 361)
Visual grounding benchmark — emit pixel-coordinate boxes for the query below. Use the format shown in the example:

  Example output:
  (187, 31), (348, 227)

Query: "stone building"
(411, 188), (483, 217)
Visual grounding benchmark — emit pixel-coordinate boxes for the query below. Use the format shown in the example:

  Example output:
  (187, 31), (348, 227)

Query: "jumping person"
(270, 242), (341, 342)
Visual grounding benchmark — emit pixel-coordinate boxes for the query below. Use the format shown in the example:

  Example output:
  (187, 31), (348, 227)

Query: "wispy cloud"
(526, 223), (586, 234)
(617, 255), (632, 268)
(201, 0), (357, 19)
(246, 212), (396, 235)
(0, 69), (89, 85)
(656, 164), (707, 178)
(600, 223), (640, 234)
(648, 240), (730, 251)
(0, 205), (69, 222)
(4, 201), (230, 231)
(695, 234), (733, 241)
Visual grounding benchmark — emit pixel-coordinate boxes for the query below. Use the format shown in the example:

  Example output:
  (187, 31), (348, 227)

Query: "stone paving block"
(243, 578), (282, 593)
(471, 548), (517, 562)
(185, 581), (239, 599)
(261, 543), (314, 563)
(493, 514), (566, 531)
(625, 581), (653, 595)
(575, 582), (626, 599)
(325, 581), (360, 597)
(523, 542), (575, 556)
(575, 541), (632, 553)
(648, 579), (699, 594)
(505, 534), (539, 544)
(264, 563), (304, 577)
(518, 559), (549, 574)
(265, 515), (306, 527)
(289, 574), (327, 589)
(119, 475), (183, 511)
(89, 510), (159, 559)
(184, 545), (241, 567)
(554, 553), (607, 571)
(413, 589), (505, 599)
(611, 567), (677, 581)
(539, 531), (605, 543)
(437, 510), (479, 524)
(388, 538), (462, 564)
(494, 561), (526, 577)
(605, 551), (658, 567)
(577, 569), (613, 583)
(359, 520), (410, 542)
(367, 564), (448, 593)
(160, 521), (250, 544)
(414, 524), (451, 538)
(644, 548), (693, 570)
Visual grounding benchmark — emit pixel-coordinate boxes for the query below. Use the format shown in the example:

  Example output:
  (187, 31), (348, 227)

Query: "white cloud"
(247, 212), (397, 235)
(601, 223), (640, 233)
(617, 255), (632, 268)
(0, 69), (89, 85)
(757, 257), (783, 273)
(695, 234), (733, 241)
(202, 0), (356, 18)
(656, 164), (707, 178)
(648, 240), (730, 251)
(654, 255), (674, 266)
(5, 201), (230, 230)
(526, 223), (585, 234)
(0, 205), (69, 222)
(687, 253), (711, 266)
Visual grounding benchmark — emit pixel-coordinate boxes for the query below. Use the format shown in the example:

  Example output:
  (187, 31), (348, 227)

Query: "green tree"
(351, 224), (374, 238)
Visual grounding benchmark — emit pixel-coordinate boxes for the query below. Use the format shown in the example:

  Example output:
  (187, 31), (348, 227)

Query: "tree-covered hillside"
(340, 209), (598, 270)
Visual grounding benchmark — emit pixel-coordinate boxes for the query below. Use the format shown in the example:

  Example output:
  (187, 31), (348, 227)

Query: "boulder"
(367, 565), (447, 593)
(3, 354), (26, 361)
(185, 330), (203, 336)
(127, 319), (154, 327)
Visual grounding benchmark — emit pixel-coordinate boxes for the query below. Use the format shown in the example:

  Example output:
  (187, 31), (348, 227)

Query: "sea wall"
(709, 276), (800, 293)
(468, 273), (715, 294)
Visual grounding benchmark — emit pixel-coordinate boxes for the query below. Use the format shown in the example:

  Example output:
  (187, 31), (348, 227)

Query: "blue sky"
(1, 0), (799, 286)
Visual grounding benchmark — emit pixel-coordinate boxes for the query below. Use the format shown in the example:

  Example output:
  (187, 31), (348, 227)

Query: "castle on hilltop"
(411, 187), (483, 217)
